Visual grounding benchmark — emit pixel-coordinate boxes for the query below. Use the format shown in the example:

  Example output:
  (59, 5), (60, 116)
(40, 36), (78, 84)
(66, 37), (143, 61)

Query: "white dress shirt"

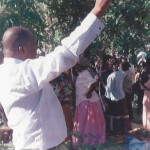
(75, 70), (100, 106)
(0, 13), (104, 150)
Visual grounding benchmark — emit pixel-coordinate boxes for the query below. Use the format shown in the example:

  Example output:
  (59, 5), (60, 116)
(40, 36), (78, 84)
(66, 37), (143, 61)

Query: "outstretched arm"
(91, 0), (112, 18)
(26, 0), (112, 90)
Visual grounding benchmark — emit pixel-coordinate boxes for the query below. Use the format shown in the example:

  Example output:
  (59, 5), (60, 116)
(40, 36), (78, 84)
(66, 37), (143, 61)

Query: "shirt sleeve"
(105, 75), (114, 93)
(61, 13), (104, 56)
(25, 13), (105, 89)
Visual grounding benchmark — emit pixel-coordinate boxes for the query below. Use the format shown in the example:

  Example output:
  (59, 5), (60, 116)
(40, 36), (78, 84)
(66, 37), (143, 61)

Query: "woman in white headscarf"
(72, 57), (106, 147)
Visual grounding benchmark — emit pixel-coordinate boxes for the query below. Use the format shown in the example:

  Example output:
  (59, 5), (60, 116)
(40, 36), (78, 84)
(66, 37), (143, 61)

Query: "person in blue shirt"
(102, 58), (131, 135)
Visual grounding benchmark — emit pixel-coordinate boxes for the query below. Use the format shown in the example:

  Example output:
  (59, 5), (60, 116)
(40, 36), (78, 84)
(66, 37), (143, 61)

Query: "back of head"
(103, 55), (112, 64)
(122, 62), (131, 71)
(102, 54), (112, 70)
(75, 56), (89, 72)
(2, 26), (36, 60)
(112, 58), (119, 71)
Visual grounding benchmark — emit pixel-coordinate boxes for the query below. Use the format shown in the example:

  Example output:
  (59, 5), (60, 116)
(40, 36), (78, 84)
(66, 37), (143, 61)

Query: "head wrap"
(77, 56), (90, 67)
(137, 51), (147, 66)
(137, 51), (147, 58)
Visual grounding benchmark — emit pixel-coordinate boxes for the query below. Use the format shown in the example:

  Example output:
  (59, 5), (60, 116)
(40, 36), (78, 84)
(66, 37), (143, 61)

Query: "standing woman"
(72, 57), (106, 147)
(103, 59), (131, 134)
(140, 57), (150, 131)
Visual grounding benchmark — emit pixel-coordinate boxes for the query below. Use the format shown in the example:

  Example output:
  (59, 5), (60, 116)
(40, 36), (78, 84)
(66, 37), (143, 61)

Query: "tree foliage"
(0, 0), (47, 49)
(0, 0), (150, 63)
(101, 0), (150, 63)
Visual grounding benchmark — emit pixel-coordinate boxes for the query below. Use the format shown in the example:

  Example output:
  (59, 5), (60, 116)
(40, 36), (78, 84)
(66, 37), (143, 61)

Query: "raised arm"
(22, 0), (112, 90)
(91, 0), (112, 18)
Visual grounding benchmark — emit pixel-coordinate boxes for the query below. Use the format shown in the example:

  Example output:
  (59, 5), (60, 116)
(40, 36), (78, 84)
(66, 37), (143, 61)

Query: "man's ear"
(18, 45), (26, 60)
(18, 45), (24, 55)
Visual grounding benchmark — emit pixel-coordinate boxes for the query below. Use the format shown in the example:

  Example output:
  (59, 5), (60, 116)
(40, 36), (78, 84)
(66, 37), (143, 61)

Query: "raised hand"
(91, 0), (112, 18)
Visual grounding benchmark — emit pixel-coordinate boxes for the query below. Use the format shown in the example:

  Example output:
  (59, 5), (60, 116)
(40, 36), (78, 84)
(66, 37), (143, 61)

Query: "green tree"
(0, 0), (150, 64)
(100, 0), (150, 63)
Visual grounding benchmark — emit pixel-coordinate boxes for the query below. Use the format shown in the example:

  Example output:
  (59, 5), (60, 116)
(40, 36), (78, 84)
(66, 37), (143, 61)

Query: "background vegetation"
(0, 0), (150, 64)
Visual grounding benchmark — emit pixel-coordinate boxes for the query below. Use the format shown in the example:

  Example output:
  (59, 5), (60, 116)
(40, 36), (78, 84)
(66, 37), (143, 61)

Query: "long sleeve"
(24, 13), (105, 90)
(61, 13), (104, 56)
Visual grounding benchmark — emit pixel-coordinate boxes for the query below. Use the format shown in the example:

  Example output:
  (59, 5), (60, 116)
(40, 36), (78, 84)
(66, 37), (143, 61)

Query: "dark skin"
(86, 82), (99, 98)
(91, 0), (112, 18)
(2, 0), (111, 61)
(2, 26), (37, 61)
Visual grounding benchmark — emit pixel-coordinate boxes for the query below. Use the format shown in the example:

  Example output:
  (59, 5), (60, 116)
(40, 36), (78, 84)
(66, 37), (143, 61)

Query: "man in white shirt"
(0, 0), (111, 149)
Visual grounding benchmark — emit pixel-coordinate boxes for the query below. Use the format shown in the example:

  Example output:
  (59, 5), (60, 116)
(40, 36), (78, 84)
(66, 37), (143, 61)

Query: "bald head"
(2, 26), (37, 60)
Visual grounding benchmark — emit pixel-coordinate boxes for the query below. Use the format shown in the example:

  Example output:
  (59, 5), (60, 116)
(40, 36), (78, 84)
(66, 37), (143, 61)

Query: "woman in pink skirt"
(72, 58), (106, 147)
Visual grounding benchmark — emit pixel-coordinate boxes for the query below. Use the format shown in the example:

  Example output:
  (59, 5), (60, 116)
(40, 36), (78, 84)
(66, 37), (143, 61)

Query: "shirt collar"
(3, 58), (23, 64)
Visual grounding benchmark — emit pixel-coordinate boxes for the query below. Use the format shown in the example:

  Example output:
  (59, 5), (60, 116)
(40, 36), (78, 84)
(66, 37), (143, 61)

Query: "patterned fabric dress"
(50, 72), (74, 142)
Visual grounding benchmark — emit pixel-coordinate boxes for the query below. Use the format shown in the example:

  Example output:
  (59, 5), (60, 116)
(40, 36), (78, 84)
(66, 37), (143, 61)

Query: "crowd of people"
(0, 0), (112, 149)
(0, 49), (149, 148)
(49, 51), (150, 148)
(0, 0), (149, 149)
